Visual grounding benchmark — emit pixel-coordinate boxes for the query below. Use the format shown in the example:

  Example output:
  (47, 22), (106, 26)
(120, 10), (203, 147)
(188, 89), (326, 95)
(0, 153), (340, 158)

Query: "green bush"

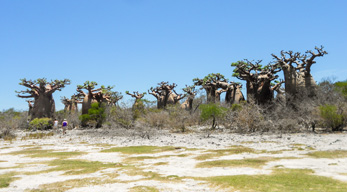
(319, 104), (344, 131)
(79, 102), (106, 128)
(335, 81), (347, 100)
(199, 103), (227, 129)
(29, 118), (53, 130)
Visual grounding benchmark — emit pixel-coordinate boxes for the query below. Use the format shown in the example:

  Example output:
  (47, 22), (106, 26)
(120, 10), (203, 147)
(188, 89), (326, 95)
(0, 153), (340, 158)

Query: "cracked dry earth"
(1, 129), (347, 192)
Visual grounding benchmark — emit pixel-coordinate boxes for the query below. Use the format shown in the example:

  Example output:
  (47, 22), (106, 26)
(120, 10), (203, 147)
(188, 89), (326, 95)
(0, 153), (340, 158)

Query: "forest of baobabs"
(4, 46), (345, 133)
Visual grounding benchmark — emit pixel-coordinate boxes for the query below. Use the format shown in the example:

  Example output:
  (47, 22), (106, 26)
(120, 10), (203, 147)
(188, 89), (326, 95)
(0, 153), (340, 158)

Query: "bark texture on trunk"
(17, 78), (70, 119)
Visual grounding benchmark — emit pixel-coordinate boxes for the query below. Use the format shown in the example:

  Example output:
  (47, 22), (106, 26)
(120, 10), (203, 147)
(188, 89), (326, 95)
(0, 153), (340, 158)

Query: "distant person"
(62, 119), (68, 134)
(53, 119), (59, 130)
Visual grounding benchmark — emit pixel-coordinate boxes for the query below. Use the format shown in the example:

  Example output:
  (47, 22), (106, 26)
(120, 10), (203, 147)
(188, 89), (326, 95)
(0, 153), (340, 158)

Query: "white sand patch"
(265, 157), (347, 181)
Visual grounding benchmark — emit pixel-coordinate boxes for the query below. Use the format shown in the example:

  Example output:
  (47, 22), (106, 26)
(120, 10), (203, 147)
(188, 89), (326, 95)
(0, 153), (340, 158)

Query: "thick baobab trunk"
(232, 85), (245, 104)
(31, 93), (55, 118)
(181, 97), (194, 110)
(215, 89), (227, 103)
(204, 87), (217, 103)
(17, 78), (70, 120)
(256, 80), (273, 105)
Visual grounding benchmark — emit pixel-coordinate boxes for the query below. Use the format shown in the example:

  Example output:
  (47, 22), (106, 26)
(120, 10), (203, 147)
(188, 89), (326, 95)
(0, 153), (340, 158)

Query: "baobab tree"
(181, 85), (197, 111)
(216, 81), (245, 104)
(61, 94), (82, 113)
(231, 60), (281, 105)
(271, 46), (327, 101)
(148, 81), (182, 109)
(126, 91), (146, 109)
(76, 81), (116, 114)
(193, 73), (228, 103)
(16, 78), (70, 119)
(148, 86), (165, 109)
(105, 91), (123, 106)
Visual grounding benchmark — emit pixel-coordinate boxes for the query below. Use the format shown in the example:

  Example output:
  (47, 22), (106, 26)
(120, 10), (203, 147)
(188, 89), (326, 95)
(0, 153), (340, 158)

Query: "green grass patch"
(41, 159), (120, 175)
(153, 162), (168, 166)
(195, 146), (255, 160)
(30, 151), (85, 158)
(306, 150), (347, 158)
(196, 157), (272, 168)
(124, 167), (182, 182)
(130, 186), (159, 192)
(101, 146), (177, 154)
(125, 156), (158, 161)
(201, 169), (347, 192)
(7, 148), (84, 159)
(30, 175), (120, 192)
(0, 172), (18, 188)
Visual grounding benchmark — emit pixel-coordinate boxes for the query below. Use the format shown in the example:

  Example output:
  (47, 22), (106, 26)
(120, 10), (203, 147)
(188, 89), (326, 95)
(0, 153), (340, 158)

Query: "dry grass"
(129, 186), (159, 192)
(21, 132), (54, 140)
(195, 146), (255, 160)
(0, 172), (18, 188)
(7, 148), (84, 159)
(196, 157), (272, 168)
(41, 159), (120, 175)
(201, 169), (347, 192)
(306, 150), (347, 158)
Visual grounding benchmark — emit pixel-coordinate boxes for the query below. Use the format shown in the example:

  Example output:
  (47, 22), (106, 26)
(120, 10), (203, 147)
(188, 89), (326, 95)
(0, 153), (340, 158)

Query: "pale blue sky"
(1, 0), (346, 111)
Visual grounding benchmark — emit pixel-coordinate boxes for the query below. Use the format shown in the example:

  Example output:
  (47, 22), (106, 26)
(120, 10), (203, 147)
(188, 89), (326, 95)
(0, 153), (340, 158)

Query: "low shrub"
(319, 104), (344, 131)
(144, 110), (170, 129)
(199, 103), (227, 129)
(0, 128), (16, 140)
(105, 105), (133, 129)
(29, 118), (53, 130)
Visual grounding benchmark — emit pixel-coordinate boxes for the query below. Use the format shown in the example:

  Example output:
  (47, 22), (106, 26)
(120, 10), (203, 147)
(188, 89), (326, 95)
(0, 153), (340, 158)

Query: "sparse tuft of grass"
(21, 132), (54, 140)
(7, 148), (84, 159)
(196, 157), (272, 168)
(201, 169), (347, 192)
(129, 186), (159, 192)
(101, 146), (177, 154)
(306, 150), (347, 159)
(195, 146), (255, 160)
(30, 175), (120, 192)
(125, 156), (158, 161)
(0, 172), (18, 188)
(41, 159), (120, 175)
(153, 162), (168, 166)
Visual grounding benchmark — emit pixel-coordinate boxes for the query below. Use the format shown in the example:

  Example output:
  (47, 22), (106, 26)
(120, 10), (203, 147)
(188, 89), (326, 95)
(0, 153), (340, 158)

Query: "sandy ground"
(1, 128), (347, 191)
